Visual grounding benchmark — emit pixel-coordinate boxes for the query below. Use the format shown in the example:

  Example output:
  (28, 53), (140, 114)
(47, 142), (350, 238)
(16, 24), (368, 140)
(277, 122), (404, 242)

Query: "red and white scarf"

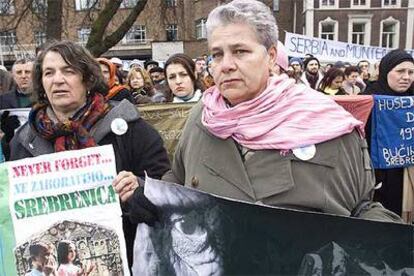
(202, 74), (363, 150)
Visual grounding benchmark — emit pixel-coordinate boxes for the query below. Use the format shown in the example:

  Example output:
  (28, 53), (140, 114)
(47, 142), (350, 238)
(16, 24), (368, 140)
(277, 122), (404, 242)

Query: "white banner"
(284, 32), (414, 63)
(7, 145), (129, 275)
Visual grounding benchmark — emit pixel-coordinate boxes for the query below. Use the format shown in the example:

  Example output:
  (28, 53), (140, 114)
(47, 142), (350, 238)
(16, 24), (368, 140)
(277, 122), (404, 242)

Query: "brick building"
(0, 0), (412, 67)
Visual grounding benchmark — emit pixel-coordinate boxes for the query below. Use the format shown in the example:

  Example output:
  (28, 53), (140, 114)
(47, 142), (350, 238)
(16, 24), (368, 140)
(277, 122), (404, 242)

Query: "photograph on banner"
(0, 145), (130, 275)
(284, 32), (414, 63)
(0, 108), (31, 126)
(133, 178), (413, 275)
(371, 95), (414, 169)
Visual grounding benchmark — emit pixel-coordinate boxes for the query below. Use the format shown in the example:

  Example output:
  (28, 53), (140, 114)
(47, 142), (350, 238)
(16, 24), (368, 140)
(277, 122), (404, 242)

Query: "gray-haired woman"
(128, 0), (400, 228)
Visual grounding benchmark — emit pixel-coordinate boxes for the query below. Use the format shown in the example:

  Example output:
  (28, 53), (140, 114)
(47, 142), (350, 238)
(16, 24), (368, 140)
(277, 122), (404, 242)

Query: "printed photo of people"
(14, 220), (124, 276)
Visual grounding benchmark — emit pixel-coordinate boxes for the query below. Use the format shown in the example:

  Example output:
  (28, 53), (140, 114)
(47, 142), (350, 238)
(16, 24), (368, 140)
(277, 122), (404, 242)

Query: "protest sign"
(0, 145), (129, 275)
(371, 95), (414, 169)
(284, 32), (414, 63)
(138, 103), (195, 161)
(332, 95), (374, 129)
(133, 177), (413, 275)
(0, 108), (31, 126)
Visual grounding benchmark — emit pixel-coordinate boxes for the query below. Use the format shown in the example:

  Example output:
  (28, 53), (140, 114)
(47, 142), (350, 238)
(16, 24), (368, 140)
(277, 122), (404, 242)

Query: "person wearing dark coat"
(9, 41), (170, 269)
(0, 58), (34, 160)
(363, 49), (414, 216)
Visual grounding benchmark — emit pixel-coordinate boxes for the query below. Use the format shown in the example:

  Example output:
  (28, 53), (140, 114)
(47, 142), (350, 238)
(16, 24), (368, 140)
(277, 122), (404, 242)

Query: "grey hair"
(206, 0), (278, 50)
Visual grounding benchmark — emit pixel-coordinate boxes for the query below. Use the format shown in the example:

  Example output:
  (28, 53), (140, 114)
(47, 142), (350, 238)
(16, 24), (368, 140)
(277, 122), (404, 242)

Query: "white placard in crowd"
(284, 32), (414, 63)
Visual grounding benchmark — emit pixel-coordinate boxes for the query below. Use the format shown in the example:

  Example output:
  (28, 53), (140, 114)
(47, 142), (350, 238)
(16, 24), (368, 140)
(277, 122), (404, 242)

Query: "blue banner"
(371, 95), (414, 169)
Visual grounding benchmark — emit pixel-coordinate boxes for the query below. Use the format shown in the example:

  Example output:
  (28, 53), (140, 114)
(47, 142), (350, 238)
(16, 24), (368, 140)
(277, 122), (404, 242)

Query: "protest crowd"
(0, 0), (413, 274)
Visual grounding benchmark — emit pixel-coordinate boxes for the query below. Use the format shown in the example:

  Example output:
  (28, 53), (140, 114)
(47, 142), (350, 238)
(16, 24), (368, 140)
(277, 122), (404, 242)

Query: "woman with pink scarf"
(126, 0), (400, 227)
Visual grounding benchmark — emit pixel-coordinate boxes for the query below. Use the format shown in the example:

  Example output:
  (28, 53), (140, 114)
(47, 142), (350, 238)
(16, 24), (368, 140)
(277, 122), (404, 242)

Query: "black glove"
(126, 186), (159, 226)
(1, 111), (21, 142)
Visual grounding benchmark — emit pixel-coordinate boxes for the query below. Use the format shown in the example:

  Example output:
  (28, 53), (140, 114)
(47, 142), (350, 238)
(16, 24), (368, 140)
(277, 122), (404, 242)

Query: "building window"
(75, 0), (98, 11)
(320, 0), (337, 8)
(351, 23), (366, 45)
(195, 18), (206, 39)
(348, 15), (372, 45)
(0, 0), (15, 14)
(32, 0), (47, 13)
(123, 25), (146, 44)
(380, 17), (399, 48)
(351, 0), (370, 8)
(120, 0), (138, 8)
(273, 0), (279, 11)
(382, 0), (399, 7)
(78, 28), (91, 44)
(166, 24), (178, 41)
(34, 31), (46, 46)
(165, 0), (177, 7)
(0, 30), (16, 52)
(319, 17), (338, 41)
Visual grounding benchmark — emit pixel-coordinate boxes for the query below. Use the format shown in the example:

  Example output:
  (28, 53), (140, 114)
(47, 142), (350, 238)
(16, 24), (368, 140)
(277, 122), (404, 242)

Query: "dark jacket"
(0, 88), (32, 109)
(10, 99), (171, 267)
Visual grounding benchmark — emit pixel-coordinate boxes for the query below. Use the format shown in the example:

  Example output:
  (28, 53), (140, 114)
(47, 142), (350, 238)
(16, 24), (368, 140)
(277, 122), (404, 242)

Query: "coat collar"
(16, 99), (140, 156)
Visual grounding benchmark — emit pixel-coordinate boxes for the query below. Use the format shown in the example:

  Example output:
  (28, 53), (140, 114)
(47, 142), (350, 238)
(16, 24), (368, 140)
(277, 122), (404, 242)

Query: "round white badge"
(292, 145), (316, 161)
(111, 118), (128, 135)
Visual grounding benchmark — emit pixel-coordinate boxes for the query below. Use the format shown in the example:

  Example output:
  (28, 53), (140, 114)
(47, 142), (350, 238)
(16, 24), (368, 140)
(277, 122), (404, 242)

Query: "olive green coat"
(163, 102), (400, 222)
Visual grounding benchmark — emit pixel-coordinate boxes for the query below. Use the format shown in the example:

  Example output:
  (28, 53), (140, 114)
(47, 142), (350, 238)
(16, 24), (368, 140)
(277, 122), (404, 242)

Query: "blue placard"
(371, 95), (414, 169)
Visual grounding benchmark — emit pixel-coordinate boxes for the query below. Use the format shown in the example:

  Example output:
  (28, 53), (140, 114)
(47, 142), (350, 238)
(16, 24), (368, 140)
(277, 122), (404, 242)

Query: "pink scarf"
(202, 74), (363, 150)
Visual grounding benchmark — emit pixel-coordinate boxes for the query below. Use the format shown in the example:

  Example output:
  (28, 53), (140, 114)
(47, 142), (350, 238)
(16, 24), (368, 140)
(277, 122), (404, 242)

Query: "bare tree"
(86, 0), (149, 56)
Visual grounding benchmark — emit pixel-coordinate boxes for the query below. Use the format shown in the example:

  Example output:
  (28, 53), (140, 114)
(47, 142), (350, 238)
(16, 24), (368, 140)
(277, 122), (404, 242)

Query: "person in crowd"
(0, 58), (34, 160)
(123, 0), (400, 231)
(322, 63), (333, 74)
(9, 41), (170, 268)
(363, 49), (414, 217)
(342, 66), (362, 95)
(129, 59), (143, 70)
(0, 58), (33, 109)
(301, 56), (323, 89)
(144, 60), (159, 71)
(164, 53), (204, 103)
(126, 67), (155, 104)
(109, 57), (123, 71)
(26, 242), (57, 276)
(97, 58), (133, 103)
(289, 57), (303, 74)
(148, 66), (165, 85)
(0, 68), (16, 95)
(195, 56), (207, 79)
(318, 67), (347, 95)
(57, 240), (94, 276)
(202, 55), (216, 89)
(333, 61), (346, 72)
(358, 60), (371, 83)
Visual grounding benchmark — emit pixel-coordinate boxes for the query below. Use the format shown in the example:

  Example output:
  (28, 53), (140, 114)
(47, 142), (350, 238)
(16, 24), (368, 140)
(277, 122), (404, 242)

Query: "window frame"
(348, 14), (372, 46)
(318, 17), (338, 41)
(165, 0), (177, 7)
(382, 0), (400, 7)
(34, 31), (47, 47)
(319, 0), (338, 9)
(166, 24), (178, 41)
(0, 0), (15, 15)
(0, 30), (17, 52)
(195, 18), (207, 40)
(120, 0), (138, 9)
(122, 25), (147, 44)
(379, 16), (400, 48)
(75, 0), (99, 11)
(77, 28), (91, 44)
(350, 0), (370, 9)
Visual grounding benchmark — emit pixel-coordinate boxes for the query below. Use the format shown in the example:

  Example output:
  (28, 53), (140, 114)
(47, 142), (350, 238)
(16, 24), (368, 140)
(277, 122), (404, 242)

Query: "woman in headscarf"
(126, 0), (401, 232)
(364, 49), (414, 217)
(10, 41), (170, 268)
